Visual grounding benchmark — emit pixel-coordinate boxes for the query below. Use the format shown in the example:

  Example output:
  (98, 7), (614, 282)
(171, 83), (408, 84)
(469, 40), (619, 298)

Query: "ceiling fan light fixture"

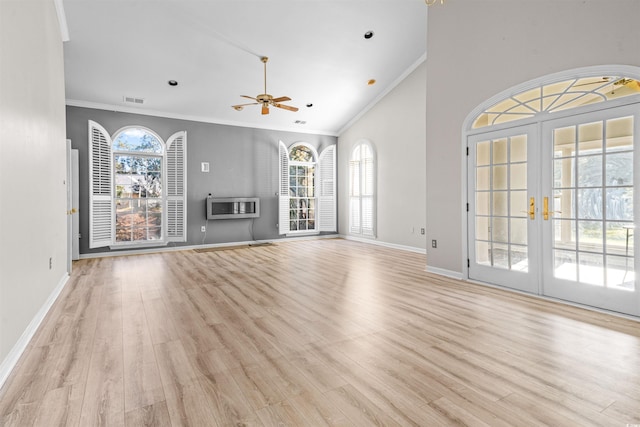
(367, 79), (376, 86)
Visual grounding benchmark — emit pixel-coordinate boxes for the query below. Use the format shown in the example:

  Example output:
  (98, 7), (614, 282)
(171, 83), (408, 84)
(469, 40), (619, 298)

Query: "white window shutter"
(318, 144), (337, 232)
(349, 159), (361, 234)
(278, 141), (290, 235)
(88, 120), (113, 248)
(362, 156), (376, 237)
(166, 131), (187, 242)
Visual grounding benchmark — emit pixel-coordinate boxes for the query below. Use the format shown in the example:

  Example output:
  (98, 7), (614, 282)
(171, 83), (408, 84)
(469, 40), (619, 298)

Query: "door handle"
(543, 196), (561, 220)
(529, 197), (535, 220)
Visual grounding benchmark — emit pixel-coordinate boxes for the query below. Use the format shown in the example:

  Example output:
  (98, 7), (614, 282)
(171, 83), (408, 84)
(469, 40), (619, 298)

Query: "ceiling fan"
(232, 57), (299, 115)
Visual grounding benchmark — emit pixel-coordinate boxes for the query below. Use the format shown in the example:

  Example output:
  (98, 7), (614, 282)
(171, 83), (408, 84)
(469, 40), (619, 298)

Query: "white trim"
(425, 265), (464, 280)
(0, 273), (69, 389)
(338, 52), (427, 135)
(53, 0), (69, 42)
(80, 234), (342, 259)
(66, 99), (338, 137)
(343, 235), (426, 254)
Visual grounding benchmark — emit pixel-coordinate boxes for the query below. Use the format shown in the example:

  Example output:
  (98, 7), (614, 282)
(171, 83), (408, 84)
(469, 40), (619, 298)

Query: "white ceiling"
(62, 0), (427, 136)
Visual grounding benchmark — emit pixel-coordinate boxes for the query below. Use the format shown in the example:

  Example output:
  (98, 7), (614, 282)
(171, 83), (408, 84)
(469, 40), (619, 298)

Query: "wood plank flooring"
(1, 238), (639, 426)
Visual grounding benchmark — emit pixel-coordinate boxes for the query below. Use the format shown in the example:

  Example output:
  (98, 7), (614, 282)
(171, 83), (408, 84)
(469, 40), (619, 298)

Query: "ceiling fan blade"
(271, 96), (291, 103)
(274, 103), (299, 112)
(262, 105), (269, 115)
(241, 95), (258, 101)
(232, 102), (259, 107)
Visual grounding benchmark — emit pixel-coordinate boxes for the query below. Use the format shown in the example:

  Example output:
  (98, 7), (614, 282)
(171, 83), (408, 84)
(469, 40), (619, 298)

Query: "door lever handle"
(543, 197), (561, 220)
(529, 197), (535, 220)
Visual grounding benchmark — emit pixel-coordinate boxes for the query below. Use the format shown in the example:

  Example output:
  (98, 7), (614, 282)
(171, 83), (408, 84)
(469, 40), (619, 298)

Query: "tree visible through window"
(113, 129), (164, 242)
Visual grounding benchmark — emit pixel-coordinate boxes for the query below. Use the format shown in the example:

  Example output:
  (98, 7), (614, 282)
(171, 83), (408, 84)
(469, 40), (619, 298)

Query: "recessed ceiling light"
(364, 31), (374, 39)
(306, 103), (313, 108)
(168, 80), (178, 86)
(367, 79), (376, 86)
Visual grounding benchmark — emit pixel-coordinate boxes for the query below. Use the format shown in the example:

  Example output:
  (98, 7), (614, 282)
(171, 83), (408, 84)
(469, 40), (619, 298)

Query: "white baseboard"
(425, 265), (464, 280)
(0, 273), (70, 390)
(342, 235), (427, 254)
(79, 234), (342, 259)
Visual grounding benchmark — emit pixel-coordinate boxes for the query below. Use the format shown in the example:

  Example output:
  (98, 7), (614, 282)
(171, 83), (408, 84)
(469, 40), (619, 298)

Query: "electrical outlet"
(421, 228), (425, 235)
(49, 257), (52, 269)
(431, 240), (437, 248)
(201, 226), (206, 232)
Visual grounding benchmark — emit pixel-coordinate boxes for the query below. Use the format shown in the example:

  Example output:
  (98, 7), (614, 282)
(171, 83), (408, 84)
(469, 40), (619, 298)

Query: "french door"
(468, 104), (640, 316)
(468, 125), (540, 293)
(541, 105), (639, 316)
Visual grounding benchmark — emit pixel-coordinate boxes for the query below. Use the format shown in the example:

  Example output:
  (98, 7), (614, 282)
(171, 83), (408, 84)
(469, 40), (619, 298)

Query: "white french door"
(468, 125), (540, 293)
(468, 104), (640, 316)
(541, 104), (639, 316)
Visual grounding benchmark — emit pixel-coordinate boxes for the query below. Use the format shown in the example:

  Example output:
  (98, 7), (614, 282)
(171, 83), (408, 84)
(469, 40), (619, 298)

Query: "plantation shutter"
(166, 131), (187, 242)
(88, 120), (113, 248)
(318, 144), (337, 232)
(278, 141), (290, 235)
(349, 159), (361, 234)
(362, 155), (375, 237)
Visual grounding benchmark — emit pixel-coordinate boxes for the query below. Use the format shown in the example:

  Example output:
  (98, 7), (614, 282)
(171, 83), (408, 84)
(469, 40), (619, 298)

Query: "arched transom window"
(473, 76), (640, 129)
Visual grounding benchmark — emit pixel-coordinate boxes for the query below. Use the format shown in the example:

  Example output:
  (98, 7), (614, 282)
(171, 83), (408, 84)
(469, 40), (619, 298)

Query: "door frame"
(461, 65), (640, 315)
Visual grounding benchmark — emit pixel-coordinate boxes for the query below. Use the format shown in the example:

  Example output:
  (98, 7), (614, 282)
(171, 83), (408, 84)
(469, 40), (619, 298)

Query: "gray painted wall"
(66, 106), (337, 255)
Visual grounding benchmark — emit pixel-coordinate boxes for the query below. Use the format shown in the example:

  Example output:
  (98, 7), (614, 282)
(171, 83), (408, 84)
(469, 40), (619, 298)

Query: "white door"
(541, 104), (639, 316)
(468, 124), (539, 293)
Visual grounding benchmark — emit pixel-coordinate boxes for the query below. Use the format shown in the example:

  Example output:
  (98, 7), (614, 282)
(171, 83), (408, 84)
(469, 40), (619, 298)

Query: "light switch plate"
(201, 162), (209, 173)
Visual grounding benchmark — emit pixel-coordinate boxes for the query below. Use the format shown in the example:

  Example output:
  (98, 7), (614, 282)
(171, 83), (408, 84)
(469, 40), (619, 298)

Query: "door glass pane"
(510, 191), (527, 217)
(493, 138), (507, 164)
(474, 134), (529, 270)
(493, 191), (508, 216)
(554, 249), (577, 281)
(606, 255), (635, 291)
(579, 253), (604, 286)
(510, 164), (527, 189)
(511, 135), (527, 162)
(606, 116), (633, 152)
(551, 114), (634, 291)
(578, 121), (603, 154)
(477, 141), (491, 165)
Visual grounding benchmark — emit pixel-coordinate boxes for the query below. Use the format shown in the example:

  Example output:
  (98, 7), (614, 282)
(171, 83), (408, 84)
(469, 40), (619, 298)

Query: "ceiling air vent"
(294, 120), (307, 125)
(123, 96), (145, 105)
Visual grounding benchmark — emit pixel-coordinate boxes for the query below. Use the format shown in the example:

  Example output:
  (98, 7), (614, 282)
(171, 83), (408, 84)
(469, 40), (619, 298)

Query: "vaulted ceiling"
(62, 0), (427, 136)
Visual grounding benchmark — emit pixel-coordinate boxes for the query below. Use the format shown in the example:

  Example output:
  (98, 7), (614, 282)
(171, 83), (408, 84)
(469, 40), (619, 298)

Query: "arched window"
(113, 128), (164, 242)
(278, 141), (336, 234)
(472, 75), (640, 129)
(89, 121), (187, 249)
(349, 140), (376, 237)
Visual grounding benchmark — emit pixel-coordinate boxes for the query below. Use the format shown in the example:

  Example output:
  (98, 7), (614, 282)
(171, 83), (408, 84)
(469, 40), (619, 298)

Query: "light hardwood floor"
(1, 238), (639, 426)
